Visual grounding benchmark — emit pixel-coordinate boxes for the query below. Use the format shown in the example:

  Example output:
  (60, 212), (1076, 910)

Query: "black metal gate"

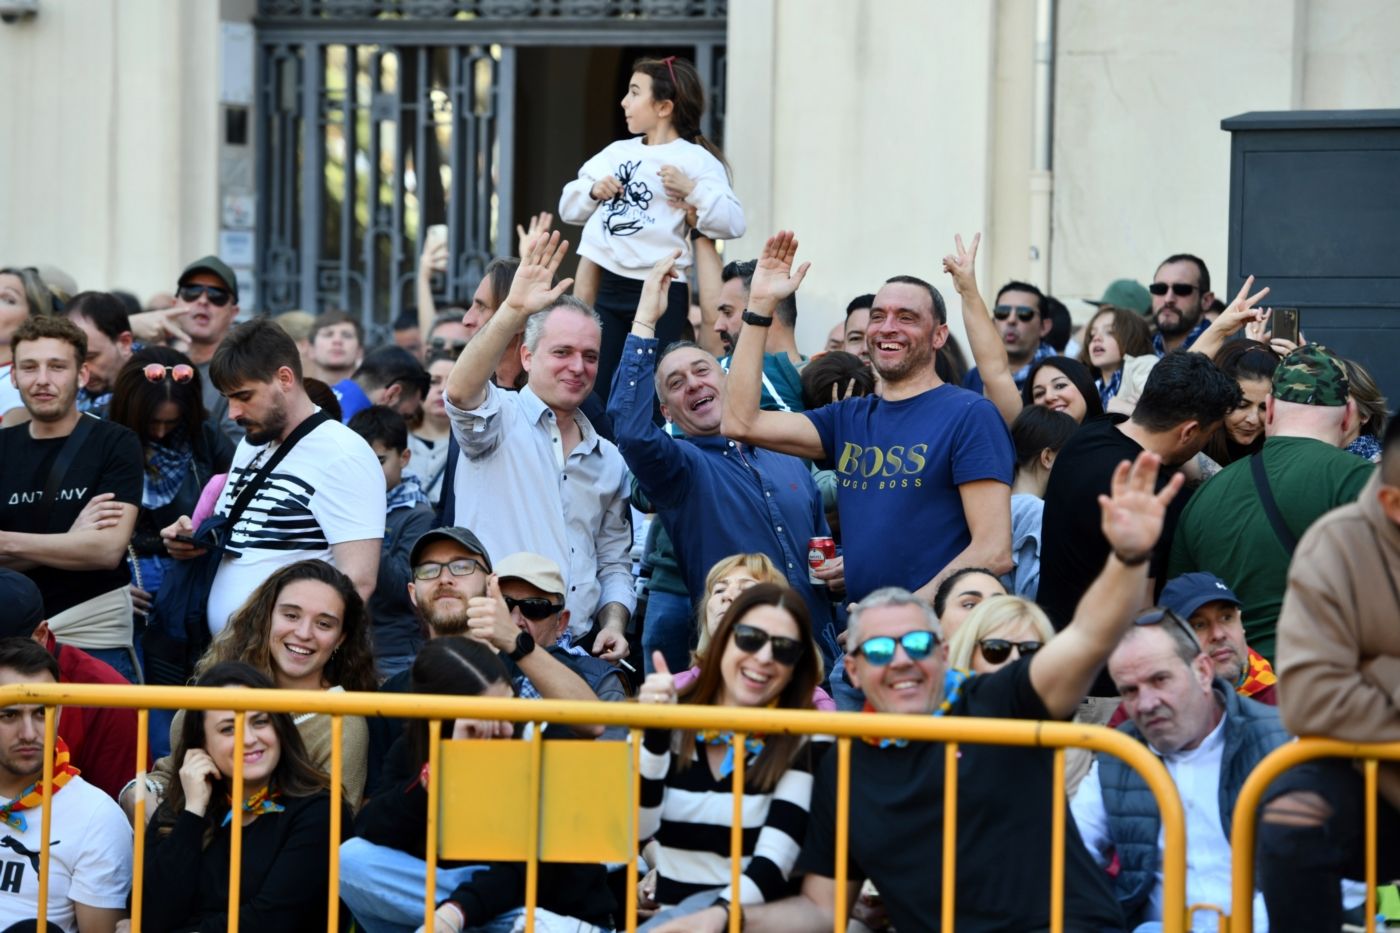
(255, 0), (727, 343)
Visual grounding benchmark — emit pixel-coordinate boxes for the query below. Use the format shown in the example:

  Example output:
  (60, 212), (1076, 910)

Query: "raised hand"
(129, 308), (191, 348)
(638, 651), (678, 704)
(748, 230), (811, 315)
(515, 211), (554, 259)
(465, 575), (517, 652)
(941, 232), (982, 296)
(503, 230), (574, 317)
(1097, 451), (1186, 564)
(636, 250), (683, 329)
(1213, 275), (1272, 338)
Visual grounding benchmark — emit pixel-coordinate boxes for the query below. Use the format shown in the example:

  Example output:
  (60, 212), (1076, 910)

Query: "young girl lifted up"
(559, 55), (745, 403)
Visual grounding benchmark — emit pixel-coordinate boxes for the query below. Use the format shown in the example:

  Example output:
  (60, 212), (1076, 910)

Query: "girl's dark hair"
(1203, 339), (1281, 467)
(158, 661), (330, 836)
(1021, 356), (1105, 421)
(195, 560), (379, 693)
(800, 350), (875, 410)
(109, 346), (208, 450)
(631, 56), (729, 175)
(408, 636), (510, 767)
(1010, 405), (1079, 474)
(932, 567), (999, 619)
(677, 583), (821, 793)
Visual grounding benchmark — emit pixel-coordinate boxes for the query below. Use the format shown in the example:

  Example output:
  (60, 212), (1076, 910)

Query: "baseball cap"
(177, 255), (239, 303)
(1087, 279), (1152, 316)
(1271, 344), (1350, 407)
(0, 569), (46, 638)
(1160, 572), (1241, 621)
(408, 526), (493, 572)
(495, 552), (566, 599)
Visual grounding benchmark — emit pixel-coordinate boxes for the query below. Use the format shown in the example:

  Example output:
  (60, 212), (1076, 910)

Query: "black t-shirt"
(0, 417), (143, 614)
(798, 661), (1124, 933)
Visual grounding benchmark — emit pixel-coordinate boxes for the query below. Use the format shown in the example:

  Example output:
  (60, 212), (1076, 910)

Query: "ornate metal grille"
(255, 0), (726, 341)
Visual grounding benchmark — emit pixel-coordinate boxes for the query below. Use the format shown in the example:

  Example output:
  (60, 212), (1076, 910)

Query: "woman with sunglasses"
(637, 584), (827, 930)
(672, 553), (836, 710)
(124, 560), (377, 821)
(946, 596), (1055, 675)
(111, 348), (236, 646)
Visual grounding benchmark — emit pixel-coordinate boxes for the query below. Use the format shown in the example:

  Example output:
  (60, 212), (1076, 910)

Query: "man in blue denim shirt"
(608, 251), (840, 673)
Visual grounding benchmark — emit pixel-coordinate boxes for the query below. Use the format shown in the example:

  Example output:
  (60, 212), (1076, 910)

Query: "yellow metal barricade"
(0, 682), (1191, 933)
(1229, 739), (1400, 933)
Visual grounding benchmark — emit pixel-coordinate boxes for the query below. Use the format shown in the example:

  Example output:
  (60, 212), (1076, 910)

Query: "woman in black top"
(139, 661), (337, 933)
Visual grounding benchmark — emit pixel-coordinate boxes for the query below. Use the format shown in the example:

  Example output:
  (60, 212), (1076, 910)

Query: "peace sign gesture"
(502, 230), (574, 317)
(941, 232), (981, 297)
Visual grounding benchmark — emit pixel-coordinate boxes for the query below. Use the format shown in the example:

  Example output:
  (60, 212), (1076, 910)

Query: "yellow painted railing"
(0, 682), (1190, 933)
(1229, 739), (1400, 933)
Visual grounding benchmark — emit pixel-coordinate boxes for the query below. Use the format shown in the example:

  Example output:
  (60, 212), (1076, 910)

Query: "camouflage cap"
(1271, 344), (1350, 406)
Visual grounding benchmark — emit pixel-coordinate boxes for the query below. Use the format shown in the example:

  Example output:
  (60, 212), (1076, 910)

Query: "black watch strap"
(741, 310), (774, 327)
(508, 631), (536, 662)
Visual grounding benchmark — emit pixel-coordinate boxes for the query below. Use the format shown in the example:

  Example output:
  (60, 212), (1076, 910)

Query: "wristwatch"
(508, 631), (536, 662)
(741, 310), (773, 327)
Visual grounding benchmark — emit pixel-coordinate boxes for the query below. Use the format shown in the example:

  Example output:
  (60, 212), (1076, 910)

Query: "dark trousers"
(592, 268), (689, 409)
(1258, 756), (1400, 931)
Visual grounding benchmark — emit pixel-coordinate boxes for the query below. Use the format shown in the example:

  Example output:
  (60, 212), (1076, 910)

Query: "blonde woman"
(946, 596), (1054, 675)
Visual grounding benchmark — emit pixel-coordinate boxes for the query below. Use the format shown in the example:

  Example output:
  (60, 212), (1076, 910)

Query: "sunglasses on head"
(856, 629), (938, 666)
(1133, 607), (1203, 651)
(143, 363), (195, 384)
(505, 595), (564, 621)
(977, 638), (1043, 664)
(412, 558), (484, 581)
(177, 284), (233, 307)
(1148, 283), (1198, 297)
(993, 304), (1037, 322)
(731, 623), (805, 667)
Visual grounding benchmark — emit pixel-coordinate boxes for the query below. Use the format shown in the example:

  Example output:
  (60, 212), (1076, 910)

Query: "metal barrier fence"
(1229, 739), (1400, 933)
(0, 682), (1190, 933)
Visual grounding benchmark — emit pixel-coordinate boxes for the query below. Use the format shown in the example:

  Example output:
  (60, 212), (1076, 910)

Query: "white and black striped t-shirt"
(205, 415), (385, 633)
(639, 728), (830, 909)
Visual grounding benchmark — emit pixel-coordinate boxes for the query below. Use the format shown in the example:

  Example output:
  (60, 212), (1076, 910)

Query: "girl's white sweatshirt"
(559, 136), (746, 280)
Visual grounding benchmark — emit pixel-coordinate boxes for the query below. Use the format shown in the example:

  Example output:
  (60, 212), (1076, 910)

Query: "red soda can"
(808, 536), (836, 586)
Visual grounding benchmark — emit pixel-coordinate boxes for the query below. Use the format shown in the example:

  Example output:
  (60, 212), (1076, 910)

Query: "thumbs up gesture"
(638, 651), (678, 705)
(466, 575), (518, 653)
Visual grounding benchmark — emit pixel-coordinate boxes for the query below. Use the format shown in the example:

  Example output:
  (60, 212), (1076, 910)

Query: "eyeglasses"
(1148, 283), (1199, 297)
(977, 639), (1043, 664)
(143, 363), (195, 384)
(856, 630), (938, 666)
(992, 304), (1037, 322)
(177, 284), (233, 307)
(429, 337), (468, 360)
(731, 623), (805, 667)
(1133, 607), (1202, 651)
(412, 558), (484, 581)
(505, 595), (564, 621)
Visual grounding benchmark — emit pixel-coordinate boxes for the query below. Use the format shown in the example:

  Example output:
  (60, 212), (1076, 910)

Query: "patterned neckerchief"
(860, 668), (976, 748)
(0, 737), (81, 832)
(696, 730), (767, 779)
(386, 474), (430, 513)
(1152, 317), (1211, 357)
(221, 785), (285, 826)
(1238, 648), (1277, 698)
(1097, 369), (1123, 409)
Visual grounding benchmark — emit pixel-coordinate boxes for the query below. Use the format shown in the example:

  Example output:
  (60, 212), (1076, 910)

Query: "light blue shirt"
(1002, 493), (1044, 600)
(446, 383), (636, 638)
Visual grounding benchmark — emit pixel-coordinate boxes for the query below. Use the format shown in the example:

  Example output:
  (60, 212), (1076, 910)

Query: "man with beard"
(161, 318), (384, 635)
(364, 529), (606, 796)
(171, 256), (244, 442)
(64, 291), (134, 418)
(0, 315), (143, 681)
(712, 258), (806, 412)
(1150, 253), (1215, 356)
(722, 231), (1015, 604)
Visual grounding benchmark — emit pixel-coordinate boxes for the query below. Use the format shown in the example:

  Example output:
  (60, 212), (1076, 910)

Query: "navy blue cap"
(0, 569), (45, 638)
(1160, 572), (1241, 621)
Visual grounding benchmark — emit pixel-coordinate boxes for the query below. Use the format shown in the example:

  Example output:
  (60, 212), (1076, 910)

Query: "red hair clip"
(659, 55), (678, 86)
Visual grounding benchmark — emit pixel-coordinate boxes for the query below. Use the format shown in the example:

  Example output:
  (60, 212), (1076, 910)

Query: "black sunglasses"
(177, 284), (233, 307)
(1148, 282), (1198, 297)
(977, 638), (1043, 664)
(1133, 608), (1202, 651)
(505, 595), (564, 621)
(993, 304), (1037, 322)
(732, 623), (804, 667)
(429, 336), (468, 360)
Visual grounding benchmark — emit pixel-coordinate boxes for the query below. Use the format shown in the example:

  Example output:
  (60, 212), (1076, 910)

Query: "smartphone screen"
(1272, 308), (1300, 345)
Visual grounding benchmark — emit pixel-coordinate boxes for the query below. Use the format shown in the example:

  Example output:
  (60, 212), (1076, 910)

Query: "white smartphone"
(425, 224), (449, 272)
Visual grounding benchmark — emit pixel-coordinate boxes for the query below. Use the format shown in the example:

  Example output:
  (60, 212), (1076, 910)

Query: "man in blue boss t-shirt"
(722, 231), (1014, 603)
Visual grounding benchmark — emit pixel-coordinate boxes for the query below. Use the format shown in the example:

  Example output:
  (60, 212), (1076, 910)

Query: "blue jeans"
(376, 653), (416, 680)
(640, 590), (694, 675)
(339, 837), (523, 933)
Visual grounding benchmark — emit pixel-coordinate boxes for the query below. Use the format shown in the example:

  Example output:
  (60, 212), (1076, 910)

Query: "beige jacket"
(1276, 472), (1400, 808)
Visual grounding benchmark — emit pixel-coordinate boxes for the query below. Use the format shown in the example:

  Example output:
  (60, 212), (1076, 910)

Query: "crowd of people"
(0, 53), (1396, 933)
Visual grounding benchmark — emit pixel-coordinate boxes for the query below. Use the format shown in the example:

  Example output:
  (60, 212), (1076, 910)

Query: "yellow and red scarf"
(221, 785), (285, 826)
(1239, 648), (1277, 698)
(0, 737), (81, 832)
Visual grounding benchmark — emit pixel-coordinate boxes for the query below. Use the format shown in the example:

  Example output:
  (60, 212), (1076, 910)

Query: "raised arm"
(692, 236), (727, 358)
(943, 233), (1021, 424)
(444, 231), (573, 410)
(1189, 274), (1271, 362)
(719, 231), (826, 460)
(416, 233), (447, 345)
(1028, 451), (1186, 719)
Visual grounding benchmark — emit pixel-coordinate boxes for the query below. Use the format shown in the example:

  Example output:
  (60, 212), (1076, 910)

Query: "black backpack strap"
(37, 414), (97, 532)
(1249, 451), (1298, 555)
(222, 411), (332, 532)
